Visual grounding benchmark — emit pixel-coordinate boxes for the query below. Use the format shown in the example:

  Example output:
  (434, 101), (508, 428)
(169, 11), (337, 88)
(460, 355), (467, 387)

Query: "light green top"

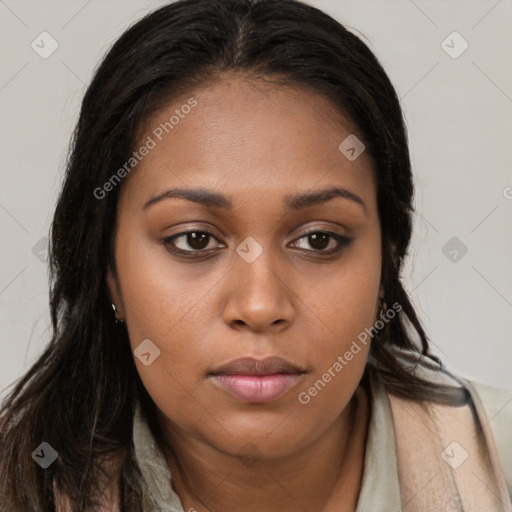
(132, 371), (512, 511)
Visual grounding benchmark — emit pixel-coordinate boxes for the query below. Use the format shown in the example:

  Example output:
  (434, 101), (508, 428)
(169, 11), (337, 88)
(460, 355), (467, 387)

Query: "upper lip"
(209, 356), (305, 376)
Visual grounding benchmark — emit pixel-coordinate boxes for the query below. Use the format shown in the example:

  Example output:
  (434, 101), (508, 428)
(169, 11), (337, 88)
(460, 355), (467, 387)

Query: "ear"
(106, 266), (125, 320)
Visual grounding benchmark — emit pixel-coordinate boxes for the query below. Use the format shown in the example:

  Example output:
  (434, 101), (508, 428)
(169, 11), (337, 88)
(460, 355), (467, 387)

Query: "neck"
(155, 385), (369, 512)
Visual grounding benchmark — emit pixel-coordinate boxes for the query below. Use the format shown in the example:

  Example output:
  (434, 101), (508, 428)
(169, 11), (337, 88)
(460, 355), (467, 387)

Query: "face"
(107, 74), (381, 460)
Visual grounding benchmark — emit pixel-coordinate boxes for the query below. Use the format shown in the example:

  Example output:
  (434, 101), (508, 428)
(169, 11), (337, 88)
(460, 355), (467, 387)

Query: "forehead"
(120, 76), (376, 212)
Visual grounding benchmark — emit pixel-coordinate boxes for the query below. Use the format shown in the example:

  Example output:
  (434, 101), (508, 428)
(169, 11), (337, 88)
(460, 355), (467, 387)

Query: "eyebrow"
(142, 186), (366, 214)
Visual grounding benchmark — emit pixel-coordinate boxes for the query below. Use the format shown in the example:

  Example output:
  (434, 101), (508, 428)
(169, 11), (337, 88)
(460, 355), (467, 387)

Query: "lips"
(209, 356), (304, 376)
(208, 356), (306, 403)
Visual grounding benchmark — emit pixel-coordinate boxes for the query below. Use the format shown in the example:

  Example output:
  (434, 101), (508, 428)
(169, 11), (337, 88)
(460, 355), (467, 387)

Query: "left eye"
(291, 231), (351, 253)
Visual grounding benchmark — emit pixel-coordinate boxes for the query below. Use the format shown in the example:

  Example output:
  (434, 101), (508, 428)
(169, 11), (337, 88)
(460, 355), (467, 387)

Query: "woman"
(0, 0), (510, 510)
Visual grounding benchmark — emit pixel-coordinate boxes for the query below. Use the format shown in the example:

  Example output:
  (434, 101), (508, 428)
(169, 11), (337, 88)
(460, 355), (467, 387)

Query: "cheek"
(302, 237), (381, 353)
(294, 286), (373, 417)
(292, 238), (380, 413)
(113, 235), (212, 408)
(114, 226), (207, 345)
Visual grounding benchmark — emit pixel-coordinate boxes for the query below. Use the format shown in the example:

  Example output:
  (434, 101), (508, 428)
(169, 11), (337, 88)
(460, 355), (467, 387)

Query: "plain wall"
(1, 0), (511, 401)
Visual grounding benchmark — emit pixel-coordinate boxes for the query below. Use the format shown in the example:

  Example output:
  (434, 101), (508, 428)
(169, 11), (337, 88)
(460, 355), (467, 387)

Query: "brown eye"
(307, 232), (330, 250)
(163, 230), (221, 253)
(292, 231), (352, 254)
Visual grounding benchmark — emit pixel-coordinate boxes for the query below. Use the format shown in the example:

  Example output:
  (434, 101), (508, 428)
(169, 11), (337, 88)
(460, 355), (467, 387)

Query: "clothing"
(133, 361), (512, 511)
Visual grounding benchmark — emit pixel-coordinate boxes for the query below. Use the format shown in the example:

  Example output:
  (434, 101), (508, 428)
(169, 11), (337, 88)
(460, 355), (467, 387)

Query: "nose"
(222, 246), (295, 333)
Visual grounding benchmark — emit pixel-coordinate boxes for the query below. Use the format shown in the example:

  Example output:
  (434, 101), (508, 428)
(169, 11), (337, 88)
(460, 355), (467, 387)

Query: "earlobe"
(106, 266), (124, 321)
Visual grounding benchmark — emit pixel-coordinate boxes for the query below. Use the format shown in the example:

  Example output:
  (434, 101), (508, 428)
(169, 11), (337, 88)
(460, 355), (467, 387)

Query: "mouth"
(208, 356), (306, 403)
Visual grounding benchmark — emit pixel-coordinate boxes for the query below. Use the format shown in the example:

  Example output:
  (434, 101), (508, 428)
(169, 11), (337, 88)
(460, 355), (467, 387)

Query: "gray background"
(1, 0), (511, 401)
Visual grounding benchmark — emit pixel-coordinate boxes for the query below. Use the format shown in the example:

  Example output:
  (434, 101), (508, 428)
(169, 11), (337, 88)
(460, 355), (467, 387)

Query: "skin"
(107, 73), (382, 512)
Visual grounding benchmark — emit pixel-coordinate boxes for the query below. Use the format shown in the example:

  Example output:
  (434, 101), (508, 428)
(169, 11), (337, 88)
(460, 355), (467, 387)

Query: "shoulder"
(467, 378), (512, 496)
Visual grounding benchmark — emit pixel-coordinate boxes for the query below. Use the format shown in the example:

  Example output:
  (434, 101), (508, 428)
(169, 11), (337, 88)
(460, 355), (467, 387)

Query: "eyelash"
(162, 229), (352, 258)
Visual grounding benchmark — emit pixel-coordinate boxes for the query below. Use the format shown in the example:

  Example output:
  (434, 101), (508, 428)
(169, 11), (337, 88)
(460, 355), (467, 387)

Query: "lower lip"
(210, 374), (303, 403)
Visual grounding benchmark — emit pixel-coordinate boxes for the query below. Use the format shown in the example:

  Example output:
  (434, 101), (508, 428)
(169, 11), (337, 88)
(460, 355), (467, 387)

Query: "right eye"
(163, 230), (224, 254)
